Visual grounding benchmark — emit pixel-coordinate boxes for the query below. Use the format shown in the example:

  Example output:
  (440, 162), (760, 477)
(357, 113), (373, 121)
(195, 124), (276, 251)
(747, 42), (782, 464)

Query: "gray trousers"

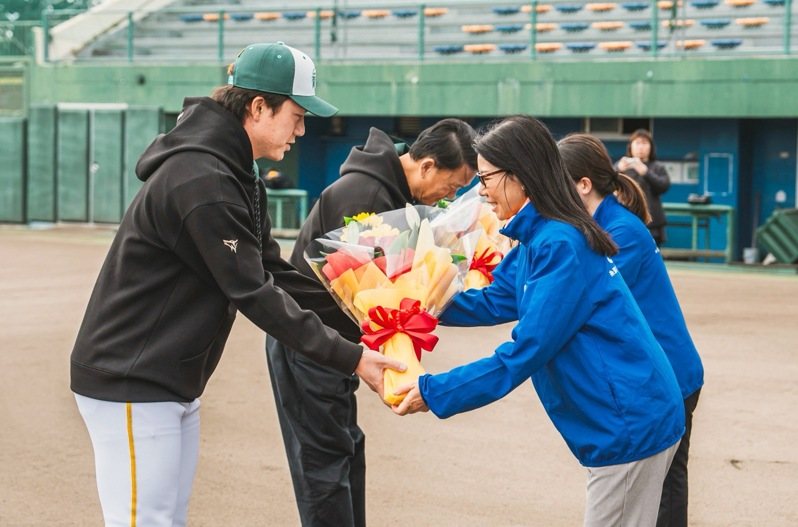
(584, 440), (680, 527)
(266, 335), (365, 527)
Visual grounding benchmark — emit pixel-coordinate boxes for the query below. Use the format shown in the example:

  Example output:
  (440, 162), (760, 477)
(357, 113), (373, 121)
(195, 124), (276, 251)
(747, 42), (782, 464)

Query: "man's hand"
(391, 383), (429, 416)
(354, 347), (406, 397)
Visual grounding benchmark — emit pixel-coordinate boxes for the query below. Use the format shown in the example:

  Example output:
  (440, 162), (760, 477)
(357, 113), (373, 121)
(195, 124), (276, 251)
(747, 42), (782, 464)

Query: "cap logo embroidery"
(223, 239), (239, 253)
(312, 68), (317, 90)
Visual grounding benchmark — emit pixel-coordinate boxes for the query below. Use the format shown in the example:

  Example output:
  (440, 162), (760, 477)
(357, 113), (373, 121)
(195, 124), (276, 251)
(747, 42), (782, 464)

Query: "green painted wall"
(28, 57), (798, 117)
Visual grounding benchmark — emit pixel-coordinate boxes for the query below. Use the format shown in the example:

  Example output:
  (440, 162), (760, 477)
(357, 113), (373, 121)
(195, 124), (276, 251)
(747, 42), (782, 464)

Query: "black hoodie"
(70, 97), (361, 402)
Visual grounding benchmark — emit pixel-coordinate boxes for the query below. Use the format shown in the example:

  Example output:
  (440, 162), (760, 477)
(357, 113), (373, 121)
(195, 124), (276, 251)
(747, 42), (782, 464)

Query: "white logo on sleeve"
(607, 256), (619, 277)
(223, 239), (238, 253)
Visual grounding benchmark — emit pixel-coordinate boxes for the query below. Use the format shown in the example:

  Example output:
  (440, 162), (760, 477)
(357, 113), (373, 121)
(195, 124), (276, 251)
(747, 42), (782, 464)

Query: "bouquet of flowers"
(444, 186), (513, 290)
(305, 203), (483, 404)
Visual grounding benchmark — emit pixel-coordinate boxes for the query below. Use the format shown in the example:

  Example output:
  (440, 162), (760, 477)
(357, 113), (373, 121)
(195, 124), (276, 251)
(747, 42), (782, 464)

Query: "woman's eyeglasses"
(476, 168), (507, 186)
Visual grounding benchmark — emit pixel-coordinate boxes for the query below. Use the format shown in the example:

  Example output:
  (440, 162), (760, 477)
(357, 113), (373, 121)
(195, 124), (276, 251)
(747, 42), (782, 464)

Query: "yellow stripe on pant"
(125, 402), (137, 527)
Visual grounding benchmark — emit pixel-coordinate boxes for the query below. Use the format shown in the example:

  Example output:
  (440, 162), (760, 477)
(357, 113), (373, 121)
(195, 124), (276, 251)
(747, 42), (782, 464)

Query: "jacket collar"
(499, 201), (547, 243)
(593, 194), (619, 223)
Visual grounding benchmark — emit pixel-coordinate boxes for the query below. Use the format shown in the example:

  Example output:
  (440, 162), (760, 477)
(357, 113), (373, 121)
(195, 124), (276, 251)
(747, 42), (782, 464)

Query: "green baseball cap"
(228, 42), (338, 117)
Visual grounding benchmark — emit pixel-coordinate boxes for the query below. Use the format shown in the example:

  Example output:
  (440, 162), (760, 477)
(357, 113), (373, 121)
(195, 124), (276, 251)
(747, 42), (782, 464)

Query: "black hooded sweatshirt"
(289, 128), (415, 339)
(70, 97), (362, 402)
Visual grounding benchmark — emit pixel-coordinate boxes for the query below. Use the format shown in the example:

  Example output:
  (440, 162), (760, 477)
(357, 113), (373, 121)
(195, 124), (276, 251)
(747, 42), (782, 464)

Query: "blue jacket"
(594, 195), (704, 399)
(421, 202), (684, 467)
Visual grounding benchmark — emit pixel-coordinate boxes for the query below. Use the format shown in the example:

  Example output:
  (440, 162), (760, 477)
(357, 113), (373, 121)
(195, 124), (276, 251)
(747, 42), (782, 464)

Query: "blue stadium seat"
(282, 11), (307, 21)
(339, 10), (361, 20)
(556, 4), (585, 13)
(230, 12), (253, 22)
(561, 22), (590, 32)
(701, 18), (732, 28)
(180, 14), (203, 23)
(629, 20), (653, 30)
(392, 9), (418, 18)
(621, 1), (650, 10)
(712, 38), (742, 49)
(637, 40), (668, 50)
(496, 24), (525, 33)
(493, 6), (522, 15)
(691, 0), (720, 8)
(763, 0), (785, 5)
(499, 43), (528, 54)
(566, 42), (597, 52)
(434, 45), (464, 55)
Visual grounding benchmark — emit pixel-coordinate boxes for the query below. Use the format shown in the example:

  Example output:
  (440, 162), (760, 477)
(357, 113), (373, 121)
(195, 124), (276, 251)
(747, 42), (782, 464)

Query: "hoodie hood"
(339, 127), (414, 205)
(136, 97), (254, 184)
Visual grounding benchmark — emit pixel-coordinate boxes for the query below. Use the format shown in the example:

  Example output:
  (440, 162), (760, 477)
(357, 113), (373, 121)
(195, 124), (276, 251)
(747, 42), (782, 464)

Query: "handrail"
(30, 0), (798, 64)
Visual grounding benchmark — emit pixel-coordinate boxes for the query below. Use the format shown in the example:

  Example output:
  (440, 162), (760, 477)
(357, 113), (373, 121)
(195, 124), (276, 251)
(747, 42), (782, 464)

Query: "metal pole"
(651, 0), (659, 58)
(530, 1), (538, 59)
(784, 0), (792, 55)
(42, 10), (49, 63)
(314, 8), (321, 61)
(418, 4), (425, 61)
(217, 10), (225, 63)
(127, 11), (134, 63)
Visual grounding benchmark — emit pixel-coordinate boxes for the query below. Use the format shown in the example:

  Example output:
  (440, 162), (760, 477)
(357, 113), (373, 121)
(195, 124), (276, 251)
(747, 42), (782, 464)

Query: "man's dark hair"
(409, 118), (478, 170)
(210, 85), (289, 124)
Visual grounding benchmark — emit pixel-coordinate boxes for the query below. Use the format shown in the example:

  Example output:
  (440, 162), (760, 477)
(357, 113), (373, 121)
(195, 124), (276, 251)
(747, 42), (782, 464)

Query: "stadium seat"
(599, 40), (633, 51)
(691, 0), (720, 8)
(464, 43), (496, 54)
(700, 18), (732, 28)
(531, 22), (557, 33)
(726, 0), (755, 6)
(499, 43), (528, 54)
(621, 1), (650, 10)
(496, 24), (525, 33)
(392, 9), (418, 18)
(363, 9), (390, 19)
(493, 6), (522, 16)
(339, 10), (361, 19)
(307, 10), (334, 20)
(736, 17), (769, 27)
(593, 21), (625, 31)
(463, 24), (495, 34)
(712, 38), (743, 49)
(556, 4), (585, 14)
(433, 44), (464, 55)
(658, 0), (684, 9)
(230, 12), (253, 22)
(180, 14), (203, 23)
(663, 19), (696, 28)
(763, 0), (785, 5)
(587, 3), (618, 12)
(254, 12), (280, 21)
(202, 13), (230, 22)
(629, 20), (653, 30)
(566, 42), (597, 52)
(282, 11), (307, 21)
(677, 39), (706, 49)
(637, 40), (668, 50)
(561, 22), (590, 32)
(536, 42), (563, 53)
(424, 7), (449, 17)
(522, 4), (553, 14)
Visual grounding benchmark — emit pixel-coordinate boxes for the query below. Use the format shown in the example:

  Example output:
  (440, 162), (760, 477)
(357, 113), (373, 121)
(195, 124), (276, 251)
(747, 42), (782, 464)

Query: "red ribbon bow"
(469, 247), (502, 283)
(360, 298), (439, 361)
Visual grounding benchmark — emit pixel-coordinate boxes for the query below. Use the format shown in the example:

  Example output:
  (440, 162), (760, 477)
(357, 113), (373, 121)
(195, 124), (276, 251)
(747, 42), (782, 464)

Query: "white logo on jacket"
(607, 256), (619, 277)
(223, 239), (238, 253)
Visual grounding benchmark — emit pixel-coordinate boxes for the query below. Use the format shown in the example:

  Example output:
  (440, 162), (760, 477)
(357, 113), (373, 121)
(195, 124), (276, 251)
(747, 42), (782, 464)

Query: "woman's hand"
(391, 382), (429, 415)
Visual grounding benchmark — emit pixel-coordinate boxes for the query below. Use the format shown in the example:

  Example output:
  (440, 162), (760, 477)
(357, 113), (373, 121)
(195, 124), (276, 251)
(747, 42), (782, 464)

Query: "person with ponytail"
(559, 133), (704, 527)
(392, 116), (685, 527)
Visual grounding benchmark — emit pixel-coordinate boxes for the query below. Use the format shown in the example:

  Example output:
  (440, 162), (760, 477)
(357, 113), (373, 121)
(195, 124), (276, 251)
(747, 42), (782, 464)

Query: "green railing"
(0, 21), (39, 57)
(36, 0), (798, 64)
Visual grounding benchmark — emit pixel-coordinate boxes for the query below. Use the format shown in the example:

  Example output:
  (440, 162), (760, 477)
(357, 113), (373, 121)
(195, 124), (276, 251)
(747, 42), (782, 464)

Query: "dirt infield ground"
(1, 226), (797, 526)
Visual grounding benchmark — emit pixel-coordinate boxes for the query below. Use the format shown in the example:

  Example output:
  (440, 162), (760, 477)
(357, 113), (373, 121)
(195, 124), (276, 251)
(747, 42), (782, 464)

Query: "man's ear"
(249, 96), (266, 120)
(419, 157), (436, 179)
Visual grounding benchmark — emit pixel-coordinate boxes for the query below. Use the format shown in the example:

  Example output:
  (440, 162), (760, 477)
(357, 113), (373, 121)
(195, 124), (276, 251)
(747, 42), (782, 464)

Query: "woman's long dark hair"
(558, 133), (652, 224)
(476, 116), (617, 256)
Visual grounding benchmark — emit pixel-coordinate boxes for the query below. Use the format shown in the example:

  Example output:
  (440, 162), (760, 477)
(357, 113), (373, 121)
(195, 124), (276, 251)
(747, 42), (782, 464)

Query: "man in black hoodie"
(70, 42), (403, 526)
(266, 119), (478, 527)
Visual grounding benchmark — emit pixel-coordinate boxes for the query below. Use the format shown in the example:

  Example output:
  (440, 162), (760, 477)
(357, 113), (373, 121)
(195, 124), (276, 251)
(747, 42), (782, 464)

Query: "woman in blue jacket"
(559, 133), (704, 527)
(393, 116), (684, 526)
